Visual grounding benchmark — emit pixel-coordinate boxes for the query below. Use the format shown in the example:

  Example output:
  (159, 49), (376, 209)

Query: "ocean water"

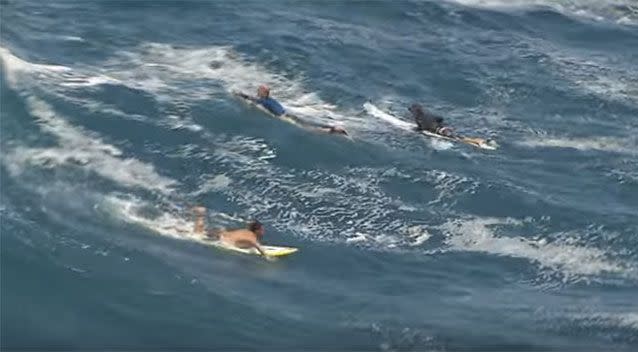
(1, 0), (638, 350)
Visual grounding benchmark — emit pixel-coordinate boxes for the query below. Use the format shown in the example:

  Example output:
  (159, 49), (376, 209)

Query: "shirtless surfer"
(191, 206), (269, 257)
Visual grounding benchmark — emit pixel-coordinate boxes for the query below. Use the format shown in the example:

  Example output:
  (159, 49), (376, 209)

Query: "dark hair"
(409, 103), (423, 113)
(248, 220), (263, 233)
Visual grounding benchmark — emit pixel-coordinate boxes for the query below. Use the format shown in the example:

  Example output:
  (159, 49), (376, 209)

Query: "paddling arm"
(294, 118), (347, 135)
(313, 125), (348, 135)
(236, 92), (258, 103)
(256, 244), (276, 261)
(254, 243), (268, 257)
(235, 239), (269, 258)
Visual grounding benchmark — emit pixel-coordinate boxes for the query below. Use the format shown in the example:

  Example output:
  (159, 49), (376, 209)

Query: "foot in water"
(436, 126), (454, 137)
(329, 126), (348, 135)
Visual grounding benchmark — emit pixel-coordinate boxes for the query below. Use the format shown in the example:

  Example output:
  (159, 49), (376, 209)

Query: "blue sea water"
(1, 0), (638, 350)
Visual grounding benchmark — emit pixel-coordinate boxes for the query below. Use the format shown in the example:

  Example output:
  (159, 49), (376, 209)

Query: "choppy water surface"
(2, 1), (637, 350)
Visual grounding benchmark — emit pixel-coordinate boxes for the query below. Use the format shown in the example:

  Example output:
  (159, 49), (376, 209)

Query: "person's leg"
(312, 125), (347, 135)
(192, 206), (206, 234)
(162, 226), (188, 234)
(327, 126), (348, 135)
(437, 126), (454, 137)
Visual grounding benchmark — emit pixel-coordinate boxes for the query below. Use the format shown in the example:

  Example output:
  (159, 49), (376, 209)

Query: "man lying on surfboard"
(407, 103), (495, 149)
(192, 206), (269, 257)
(237, 85), (348, 135)
(408, 103), (454, 137)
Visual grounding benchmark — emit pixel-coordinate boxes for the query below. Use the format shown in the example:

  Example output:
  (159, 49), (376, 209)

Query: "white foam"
(1, 46), (157, 130)
(363, 102), (414, 130)
(106, 196), (202, 241)
(423, 169), (480, 207)
(406, 225), (432, 246)
(75, 99), (149, 122)
(27, 42), (346, 131)
(0, 46), (70, 87)
(1, 45), (167, 109)
(120, 43), (350, 124)
(1, 46), (124, 93)
(346, 232), (372, 243)
(207, 145), (410, 244)
(3, 44), (349, 134)
(3, 96), (176, 193)
(446, 0), (638, 26)
(59, 74), (122, 87)
(430, 139), (455, 151)
(517, 135), (637, 154)
(447, 0), (528, 9)
(169, 122), (203, 132)
(574, 73), (638, 106)
(545, 52), (638, 107)
(58, 35), (85, 42)
(105, 195), (244, 246)
(571, 311), (638, 331)
(440, 217), (630, 280)
(197, 139), (470, 249)
(191, 174), (233, 196)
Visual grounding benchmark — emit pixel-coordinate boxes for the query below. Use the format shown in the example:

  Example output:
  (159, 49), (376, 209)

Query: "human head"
(248, 220), (265, 238)
(257, 85), (270, 98)
(408, 103), (423, 115)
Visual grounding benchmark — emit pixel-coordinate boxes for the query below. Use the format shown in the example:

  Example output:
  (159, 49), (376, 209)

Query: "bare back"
(218, 229), (260, 247)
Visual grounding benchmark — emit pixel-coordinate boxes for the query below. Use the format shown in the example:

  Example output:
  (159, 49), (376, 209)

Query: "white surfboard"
(363, 102), (497, 150)
(233, 91), (350, 137)
(233, 91), (301, 125)
(420, 130), (498, 150)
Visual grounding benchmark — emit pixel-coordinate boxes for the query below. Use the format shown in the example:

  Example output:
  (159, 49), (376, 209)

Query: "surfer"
(191, 206), (269, 257)
(407, 103), (496, 149)
(408, 103), (454, 137)
(237, 85), (348, 135)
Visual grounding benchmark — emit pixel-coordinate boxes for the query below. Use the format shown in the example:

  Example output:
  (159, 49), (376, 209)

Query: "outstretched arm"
(316, 126), (348, 135)
(236, 91), (258, 102)
(298, 120), (347, 135)
(253, 242), (268, 257)
(235, 239), (271, 258)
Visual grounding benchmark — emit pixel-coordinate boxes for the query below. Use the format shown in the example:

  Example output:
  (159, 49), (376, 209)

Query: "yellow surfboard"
(116, 207), (297, 258)
(212, 241), (299, 258)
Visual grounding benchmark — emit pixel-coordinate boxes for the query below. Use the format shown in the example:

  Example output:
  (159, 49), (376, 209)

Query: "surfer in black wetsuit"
(408, 103), (453, 137)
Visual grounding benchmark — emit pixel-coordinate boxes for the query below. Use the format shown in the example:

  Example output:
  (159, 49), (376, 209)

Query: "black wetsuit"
(409, 104), (444, 133)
